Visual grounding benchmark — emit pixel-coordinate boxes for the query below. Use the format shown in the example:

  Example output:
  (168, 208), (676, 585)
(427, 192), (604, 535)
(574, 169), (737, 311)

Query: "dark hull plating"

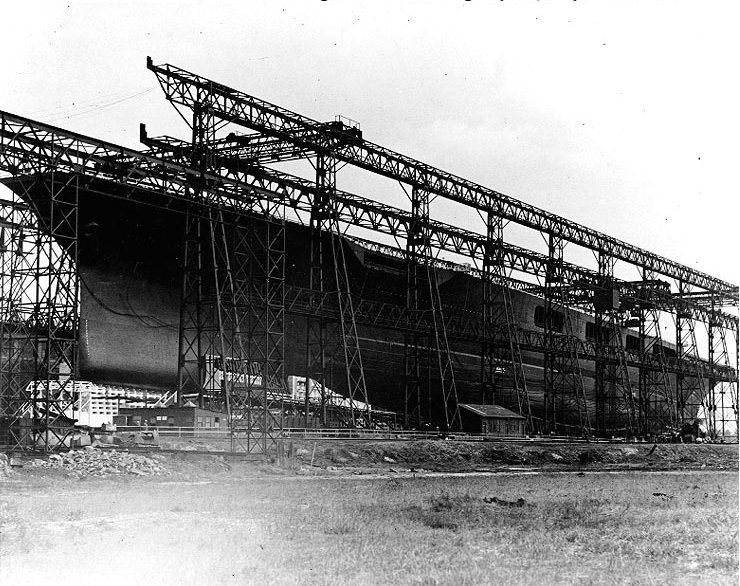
(4, 175), (706, 428)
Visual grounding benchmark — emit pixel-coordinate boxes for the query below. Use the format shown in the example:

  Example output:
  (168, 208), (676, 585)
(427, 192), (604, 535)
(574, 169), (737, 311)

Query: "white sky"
(1, 0), (738, 286)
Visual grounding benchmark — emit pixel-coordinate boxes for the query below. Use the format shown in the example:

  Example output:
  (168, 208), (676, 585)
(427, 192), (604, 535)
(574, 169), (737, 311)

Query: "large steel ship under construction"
(2, 182), (707, 430)
(0, 57), (737, 451)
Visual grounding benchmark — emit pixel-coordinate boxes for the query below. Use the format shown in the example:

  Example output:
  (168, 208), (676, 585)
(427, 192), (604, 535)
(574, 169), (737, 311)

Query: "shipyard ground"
(0, 442), (737, 586)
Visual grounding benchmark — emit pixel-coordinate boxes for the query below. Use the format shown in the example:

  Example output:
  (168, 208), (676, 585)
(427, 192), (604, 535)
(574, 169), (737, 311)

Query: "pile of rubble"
(0, 453), (10, 476)
(28, 447), (167, 477)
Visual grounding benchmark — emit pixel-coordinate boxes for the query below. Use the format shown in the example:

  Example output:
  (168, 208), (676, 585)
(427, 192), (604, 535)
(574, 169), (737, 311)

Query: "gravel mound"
(28, 448), (167, 478)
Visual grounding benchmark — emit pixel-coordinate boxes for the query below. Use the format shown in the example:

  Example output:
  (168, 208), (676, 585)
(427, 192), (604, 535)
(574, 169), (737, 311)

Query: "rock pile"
(28, 447), (167, 477)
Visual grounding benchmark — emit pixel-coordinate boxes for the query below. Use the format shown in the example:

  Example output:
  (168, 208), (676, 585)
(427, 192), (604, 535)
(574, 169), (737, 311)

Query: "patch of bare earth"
(290, 439), (738, 474)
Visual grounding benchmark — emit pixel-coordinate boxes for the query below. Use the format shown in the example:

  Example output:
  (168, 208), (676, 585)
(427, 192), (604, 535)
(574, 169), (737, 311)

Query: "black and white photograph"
(0, 1), (737, 584)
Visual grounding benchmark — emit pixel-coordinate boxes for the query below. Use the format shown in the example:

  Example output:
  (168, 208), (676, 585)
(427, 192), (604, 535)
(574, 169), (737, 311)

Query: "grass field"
(0, 468), (737, 585)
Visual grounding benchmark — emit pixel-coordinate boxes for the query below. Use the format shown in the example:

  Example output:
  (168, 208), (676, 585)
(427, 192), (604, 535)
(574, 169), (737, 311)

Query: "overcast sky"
(1, 1), (738, 286)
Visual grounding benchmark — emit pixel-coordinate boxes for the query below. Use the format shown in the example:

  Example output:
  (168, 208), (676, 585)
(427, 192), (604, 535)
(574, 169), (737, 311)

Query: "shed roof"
(459, 404), (525, 419)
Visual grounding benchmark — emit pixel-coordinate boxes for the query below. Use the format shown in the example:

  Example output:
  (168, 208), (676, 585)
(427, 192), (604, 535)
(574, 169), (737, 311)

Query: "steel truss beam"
(147, 57), (736, 295)
(140, 131), (737, 331)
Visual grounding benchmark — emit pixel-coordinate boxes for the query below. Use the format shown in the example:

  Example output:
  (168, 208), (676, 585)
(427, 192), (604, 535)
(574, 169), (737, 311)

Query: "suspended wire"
(40, 88), (155, 124)
(27, 86), (152, 117)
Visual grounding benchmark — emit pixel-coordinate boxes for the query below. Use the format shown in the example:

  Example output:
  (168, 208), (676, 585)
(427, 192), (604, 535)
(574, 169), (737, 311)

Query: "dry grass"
(0, 469), (737, 585)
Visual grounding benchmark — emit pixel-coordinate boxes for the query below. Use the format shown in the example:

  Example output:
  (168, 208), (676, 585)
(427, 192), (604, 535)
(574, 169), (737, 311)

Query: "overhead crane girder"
(147, 56), (736, 296)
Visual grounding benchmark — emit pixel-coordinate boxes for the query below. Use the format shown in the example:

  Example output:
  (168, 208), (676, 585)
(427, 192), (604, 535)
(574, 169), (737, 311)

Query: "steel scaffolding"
(0, 57), (737, 451)
(0, 172), (79, 451)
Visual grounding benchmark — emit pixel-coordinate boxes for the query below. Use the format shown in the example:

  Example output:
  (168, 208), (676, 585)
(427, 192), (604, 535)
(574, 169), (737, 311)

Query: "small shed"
(458, 404), (526, 437)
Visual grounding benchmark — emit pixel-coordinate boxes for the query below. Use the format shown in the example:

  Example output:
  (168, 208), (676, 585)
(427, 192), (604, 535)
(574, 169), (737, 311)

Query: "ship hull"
(2, 175), (707, 431)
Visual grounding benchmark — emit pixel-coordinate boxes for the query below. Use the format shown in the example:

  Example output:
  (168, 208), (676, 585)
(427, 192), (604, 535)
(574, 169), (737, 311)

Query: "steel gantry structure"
(0, 56), (737, 451)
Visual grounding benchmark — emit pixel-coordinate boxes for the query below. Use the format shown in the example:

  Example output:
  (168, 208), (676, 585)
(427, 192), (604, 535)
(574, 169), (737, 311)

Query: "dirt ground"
(0, 441), (737, 585)
(147, 437), (740, 474)
(284, 438), (739, 473)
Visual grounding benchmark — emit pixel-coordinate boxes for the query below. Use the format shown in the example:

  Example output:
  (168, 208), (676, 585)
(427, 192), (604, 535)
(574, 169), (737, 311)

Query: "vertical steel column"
(304, 156), (328, 426)
(707, 295), (718, 439)
(307, 154), (370, 428)
(706, 295), (717, 439)
(177, 105), (217, 407)
(594, 253), (623, 435)
(593, 253), (610, 435)
(308, 154), (371, 427)
(544, 235), (589, 435)
(177, 210), (205, 406)
(326, 177), (371, 428)
(305, 156), (331, 426)
(637, 269), (675, 435)
(43, 173), (79, 451)
(707, 299), (739, 440)
(205, 209), (233, 415)
(259, 210), (287, 449)
(674, 281), (688, 428)
(728, 325), (740, 442)
(404, 186), (424, 428)
(419, 189), (461, 431)
(0, 203), (13, 446)
(480, 212), (503, 406)
(228, 207), (287, 454)
(0, 200), (32, 449)
(543, 234), (563, 433)
(593, 253), (636, 436)
(609, 316), (639, 437)
(402, 187), (460, 430)
(480, 210), (530, 425)
(675, 280), (706, 435)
